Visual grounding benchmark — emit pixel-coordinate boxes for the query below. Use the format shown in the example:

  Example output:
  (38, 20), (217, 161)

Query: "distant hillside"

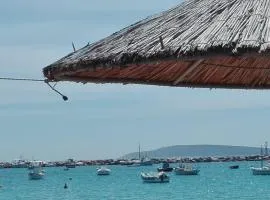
(122, 145), (262, 159)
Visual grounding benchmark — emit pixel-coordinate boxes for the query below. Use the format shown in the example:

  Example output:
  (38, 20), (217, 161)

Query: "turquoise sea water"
(0, 161), (270, 200)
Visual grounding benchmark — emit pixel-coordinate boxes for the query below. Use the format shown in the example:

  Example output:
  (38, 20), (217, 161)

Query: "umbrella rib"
(173, 59), (204, 85)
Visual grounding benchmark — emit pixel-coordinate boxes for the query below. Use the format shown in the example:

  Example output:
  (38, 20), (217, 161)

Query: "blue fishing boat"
(157, 162), (173, 172)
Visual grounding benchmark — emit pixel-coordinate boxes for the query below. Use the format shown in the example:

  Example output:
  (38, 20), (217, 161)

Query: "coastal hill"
(122, 145), (262, 159)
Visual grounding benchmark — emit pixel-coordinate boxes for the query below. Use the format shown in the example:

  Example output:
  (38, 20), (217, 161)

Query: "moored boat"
(157, 162), (173, 172)
(11, 159), (28, 168)
(29, 171), (44, 180)
(97, 167), (111, 175)
(127, 161), (141, 167)
(251, 145), (270, 175)
(141, 172), (169, 183)
(229, 165), (239, 169)
(127, 144), (153, 167)
(28, 161), (44, 180)
(65, 159), (76, 168)
(174, 164), (199, 175)
(251, 166), (270, 175)
(140, 157), (153, 166)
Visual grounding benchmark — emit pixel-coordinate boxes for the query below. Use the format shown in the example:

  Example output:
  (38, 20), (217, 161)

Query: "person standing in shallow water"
(64, 183), (68, 189)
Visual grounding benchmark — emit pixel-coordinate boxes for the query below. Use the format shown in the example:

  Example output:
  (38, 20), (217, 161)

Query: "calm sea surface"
(0, 161), (270, 200)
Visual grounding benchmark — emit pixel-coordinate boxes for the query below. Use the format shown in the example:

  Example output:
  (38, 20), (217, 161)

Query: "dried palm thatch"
(43, 0), (270, 89)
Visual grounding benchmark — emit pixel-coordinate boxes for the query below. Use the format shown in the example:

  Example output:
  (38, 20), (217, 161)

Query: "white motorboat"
(141, 172), (169, 183)
(29, 171), (44, 180)
(28, 161), (44, 180)
(127, 159), (153, 167)
(97, 167), (111, 175)
(174, 164), (200, 175)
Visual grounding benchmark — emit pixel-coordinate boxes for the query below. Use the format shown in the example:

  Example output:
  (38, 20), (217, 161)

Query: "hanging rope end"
(45, 81), (69, 101)
(62, 95), (68, 101)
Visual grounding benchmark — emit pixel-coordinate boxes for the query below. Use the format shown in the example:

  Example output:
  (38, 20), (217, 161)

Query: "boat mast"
(139, 143), (141, 160)
(261, 145), (263, 168)
(265, 141), (268, 156)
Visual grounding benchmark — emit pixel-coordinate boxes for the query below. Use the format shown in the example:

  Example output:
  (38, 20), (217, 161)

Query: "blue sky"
(0, 0), (269, 161)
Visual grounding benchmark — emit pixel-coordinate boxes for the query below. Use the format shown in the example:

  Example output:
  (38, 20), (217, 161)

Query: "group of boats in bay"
(140, 162), (200, 183)
(26, 159), (270, 184)
(27, 159), (199, 182)
(24, 145), (270, 182)
(28, 159), (77, 180)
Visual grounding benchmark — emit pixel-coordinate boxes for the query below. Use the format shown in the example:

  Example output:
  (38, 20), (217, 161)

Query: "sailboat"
(128, 144), (153, 167)
(139, 144), (153, 166)
(251, 145), (270, 175)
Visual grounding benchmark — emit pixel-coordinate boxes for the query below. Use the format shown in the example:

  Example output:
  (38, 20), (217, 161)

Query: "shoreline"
(0, 154), (269, 169)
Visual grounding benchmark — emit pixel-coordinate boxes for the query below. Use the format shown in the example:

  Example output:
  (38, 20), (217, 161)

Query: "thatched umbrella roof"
(43, 0), (270, 89)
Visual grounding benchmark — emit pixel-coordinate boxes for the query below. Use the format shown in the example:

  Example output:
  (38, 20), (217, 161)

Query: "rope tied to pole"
(0, 76), (68, 101)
